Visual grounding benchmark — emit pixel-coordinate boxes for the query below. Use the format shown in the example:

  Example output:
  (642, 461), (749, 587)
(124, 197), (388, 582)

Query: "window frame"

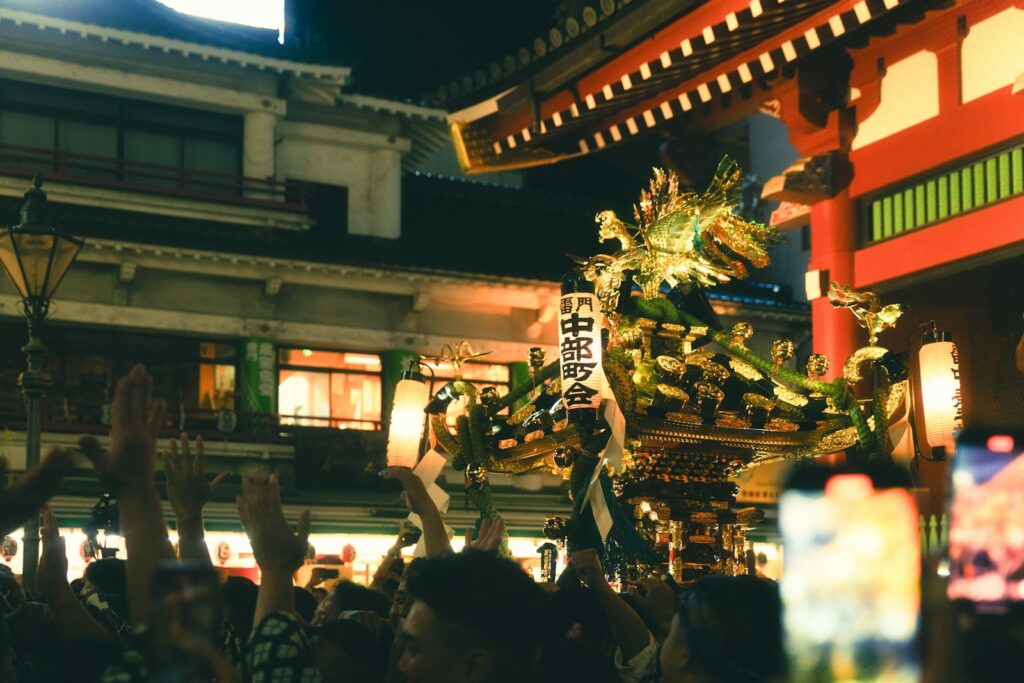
(277, 347), (384, 431)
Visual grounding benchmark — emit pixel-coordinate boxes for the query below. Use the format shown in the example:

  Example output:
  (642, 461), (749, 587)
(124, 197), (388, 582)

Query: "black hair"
(674, 575), (785, 683)
(544, 586), (612, 651)
(85, 558), (127, 596)
(331, 580), (392, 619)
(531, 637), (621, 683)
(404, 550), (544, 683)
(313, 618), (384, 679)
(294, 586), (318, 623)
(222, 576), (259, 637)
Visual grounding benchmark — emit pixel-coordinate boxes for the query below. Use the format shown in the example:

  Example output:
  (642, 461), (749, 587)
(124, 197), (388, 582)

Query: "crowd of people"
(0, 364), (788, 683)
(0, 364), (1004, 682)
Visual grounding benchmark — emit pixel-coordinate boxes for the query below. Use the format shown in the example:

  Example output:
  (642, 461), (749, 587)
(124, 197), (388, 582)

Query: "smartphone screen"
(780, 466), (920, 683)
(948, 429), (1024, 610)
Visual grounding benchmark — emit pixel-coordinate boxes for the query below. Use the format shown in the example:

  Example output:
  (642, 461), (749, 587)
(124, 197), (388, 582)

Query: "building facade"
(441, 0), (1024, 524)
(0, 0), (578, 579)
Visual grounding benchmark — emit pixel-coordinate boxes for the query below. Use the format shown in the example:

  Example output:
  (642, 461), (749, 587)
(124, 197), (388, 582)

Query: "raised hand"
(236, 472), (310, 575)
(629, 577), (676, 636)
(0, 447), (71, 537)
(382, 466), (433, 515)
(37, 508), (69, 598)
(164, 433), (228, 525)
(570, 548), (610, 592)
(78, 364), (174, 626)
(381, 466), (452, 557)
(465, 516), (505, 553)
(80, 364), (166, 493)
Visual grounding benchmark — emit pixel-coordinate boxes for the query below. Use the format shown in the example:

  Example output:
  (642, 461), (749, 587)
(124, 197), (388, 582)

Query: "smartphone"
(947, 428), (1024, 612)
(780, 462), (920, 683)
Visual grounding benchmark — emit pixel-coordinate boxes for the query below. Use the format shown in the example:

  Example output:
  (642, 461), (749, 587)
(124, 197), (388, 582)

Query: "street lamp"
(0, 177), (82, 590)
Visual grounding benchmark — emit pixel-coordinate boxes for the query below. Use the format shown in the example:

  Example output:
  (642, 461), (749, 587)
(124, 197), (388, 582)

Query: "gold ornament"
(543, 516), (568, 541)
(843, 346), (889, 384)
(730, 322), (754, 348)
(694, 381), (725, 415)
(579, 157), (781, 310)
(806, 354), (830, 381)
(479, 386), (500, 408)
(729, 358), (764, 382)
(828, 283), (904, 346)
(429, 342), (492, 381)
(465, 463), (489, 489)
(528, 347), (546, 370)
(770, 339), (795, 369)
(553, 446), (577, 469)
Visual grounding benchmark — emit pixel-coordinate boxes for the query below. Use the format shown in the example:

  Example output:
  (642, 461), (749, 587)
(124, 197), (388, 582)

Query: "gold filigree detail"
(730, 358), (765, 382)
(843, 346), (889, 384)
(773, 384), (809, 407)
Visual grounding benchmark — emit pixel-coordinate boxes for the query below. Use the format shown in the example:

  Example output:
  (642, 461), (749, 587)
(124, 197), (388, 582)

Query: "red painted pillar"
(809, 188), (861, 377)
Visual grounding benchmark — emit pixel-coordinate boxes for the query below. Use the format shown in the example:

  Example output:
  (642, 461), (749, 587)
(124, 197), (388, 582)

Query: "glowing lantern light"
(386, 361), (428, 469)
(918, 327), (963, 457)
(559, 271), (604, 416)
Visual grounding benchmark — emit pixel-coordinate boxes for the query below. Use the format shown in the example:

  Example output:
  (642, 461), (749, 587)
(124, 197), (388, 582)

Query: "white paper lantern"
(386, 366), (428, 469)
(918, 332), (963, 455)
(559, 291), (604, 412)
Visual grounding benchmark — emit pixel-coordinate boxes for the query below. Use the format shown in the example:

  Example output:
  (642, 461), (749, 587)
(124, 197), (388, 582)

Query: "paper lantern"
(918, 330), (963, 456)
(558, 272), (604, 414)
(386, 362), (428, 468)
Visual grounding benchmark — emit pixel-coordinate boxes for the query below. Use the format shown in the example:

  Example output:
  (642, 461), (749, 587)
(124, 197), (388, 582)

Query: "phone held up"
(779, 461), (921, 683)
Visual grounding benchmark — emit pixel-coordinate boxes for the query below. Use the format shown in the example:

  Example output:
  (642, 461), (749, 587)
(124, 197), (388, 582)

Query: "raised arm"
(79, 364), (174, 626)
(164, 433), (228, 565)
(382, 466), (451, 557)
(0, 447), (71, 537)
(236, 471), (310, 628)
(571, 548), (654, 662)
(36, 508), (111, 642)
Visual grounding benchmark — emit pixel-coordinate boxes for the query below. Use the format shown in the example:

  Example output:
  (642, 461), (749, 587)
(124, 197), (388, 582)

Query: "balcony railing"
(0, 387), (383, 445)
(0, 142), (309, 212)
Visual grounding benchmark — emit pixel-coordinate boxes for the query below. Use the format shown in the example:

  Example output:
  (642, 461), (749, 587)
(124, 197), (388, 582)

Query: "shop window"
(198, 342), (237, 412)
(278, 349), (382, 430)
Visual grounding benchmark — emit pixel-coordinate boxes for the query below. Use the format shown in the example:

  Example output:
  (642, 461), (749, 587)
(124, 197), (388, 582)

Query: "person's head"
(660, 575), (784, 683)
(83, 558), (127, 599)
(311, 618), (382, 683)
(294, 586), (318, 623)
(389, 557), (425, 632)
(313, 580), (391, 626)
(222, 576), (259, 637)
(397, 550), (544, 683)
(531, 637), (621, 683)
(544, 586), (612, 653)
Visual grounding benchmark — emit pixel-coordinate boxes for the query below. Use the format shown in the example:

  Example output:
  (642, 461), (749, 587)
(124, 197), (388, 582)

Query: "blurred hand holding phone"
(780, 462), (921, 683)
(947, 428), (1024, 610)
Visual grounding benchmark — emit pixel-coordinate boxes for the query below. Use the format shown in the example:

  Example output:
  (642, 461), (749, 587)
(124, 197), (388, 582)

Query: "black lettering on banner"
(560, 312), (595, 338)
(562, 361), (598, 381)
(560, 336), (594, 362)
(564, 381), (599, 407)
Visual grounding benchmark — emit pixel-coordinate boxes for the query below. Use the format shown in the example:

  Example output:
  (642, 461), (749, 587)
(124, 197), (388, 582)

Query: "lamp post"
(0, 178), (83, 590)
